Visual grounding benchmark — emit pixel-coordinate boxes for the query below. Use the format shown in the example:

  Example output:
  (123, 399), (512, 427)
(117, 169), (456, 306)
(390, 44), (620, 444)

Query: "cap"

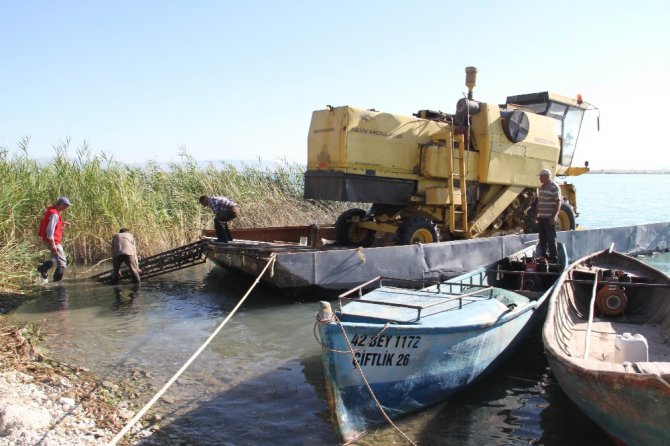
(56, 196), (72, 206)
(538, 169), (551, 176)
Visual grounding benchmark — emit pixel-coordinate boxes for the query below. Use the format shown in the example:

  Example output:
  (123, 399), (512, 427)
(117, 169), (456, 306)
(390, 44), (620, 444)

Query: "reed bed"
(0, 142), (352, 292)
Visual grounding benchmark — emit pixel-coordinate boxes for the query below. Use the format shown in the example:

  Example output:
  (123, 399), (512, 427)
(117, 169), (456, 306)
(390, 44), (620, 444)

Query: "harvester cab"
(304, 67), (597, 246)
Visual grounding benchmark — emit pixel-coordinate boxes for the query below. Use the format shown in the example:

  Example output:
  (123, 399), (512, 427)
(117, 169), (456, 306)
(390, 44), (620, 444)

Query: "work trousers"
(112, 254), (141, 284)
(537, 217), (558, 261)
(214, 206), (239, 243)
(41, 241), (67, 269)
(39, 241), (67, 281)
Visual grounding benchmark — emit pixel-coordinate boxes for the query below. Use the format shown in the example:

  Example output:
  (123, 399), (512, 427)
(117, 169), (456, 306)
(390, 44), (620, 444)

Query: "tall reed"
(0, 142), (352, 292)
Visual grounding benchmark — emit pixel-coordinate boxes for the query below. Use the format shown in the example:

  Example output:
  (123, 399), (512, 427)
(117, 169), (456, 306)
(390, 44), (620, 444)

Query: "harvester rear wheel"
(396, 217), (439, 245)
(525, 202), (576, 233)
(556, 203), (576, 231)
(335, 208), (376, 247)
(524, 202), (538, 234)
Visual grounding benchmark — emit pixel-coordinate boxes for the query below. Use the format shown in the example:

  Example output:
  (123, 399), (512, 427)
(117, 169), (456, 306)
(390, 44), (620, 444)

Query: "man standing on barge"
(199, 195), (240, 243)
(535, 169), (561, 263)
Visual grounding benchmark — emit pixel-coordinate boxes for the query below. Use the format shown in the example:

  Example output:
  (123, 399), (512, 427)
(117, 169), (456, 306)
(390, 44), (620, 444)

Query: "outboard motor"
(595, 269), (628, 316)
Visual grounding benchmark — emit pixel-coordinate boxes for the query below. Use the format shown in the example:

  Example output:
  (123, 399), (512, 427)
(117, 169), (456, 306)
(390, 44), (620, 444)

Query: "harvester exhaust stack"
(465, 66), (478, 100)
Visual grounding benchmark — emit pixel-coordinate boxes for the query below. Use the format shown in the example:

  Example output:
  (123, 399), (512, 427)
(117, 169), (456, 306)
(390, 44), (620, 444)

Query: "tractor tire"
(396, 217), (440, 245)
(556, 202), (577, 231)
(335, 208), (376, 247)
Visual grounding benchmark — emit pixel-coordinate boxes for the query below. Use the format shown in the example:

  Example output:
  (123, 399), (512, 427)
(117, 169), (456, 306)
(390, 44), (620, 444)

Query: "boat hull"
(208, 222), (670, 300)
(319, 310), (537, 442)
(545, 352), (670, 446)
(317, 243), (567, 441)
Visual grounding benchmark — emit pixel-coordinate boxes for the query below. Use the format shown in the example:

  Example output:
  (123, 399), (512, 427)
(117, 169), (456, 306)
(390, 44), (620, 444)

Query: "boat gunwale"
(331, 299), (539, 331)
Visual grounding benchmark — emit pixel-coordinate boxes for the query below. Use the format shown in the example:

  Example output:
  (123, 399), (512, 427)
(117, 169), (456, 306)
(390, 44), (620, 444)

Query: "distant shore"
(587, 170), (669, 174)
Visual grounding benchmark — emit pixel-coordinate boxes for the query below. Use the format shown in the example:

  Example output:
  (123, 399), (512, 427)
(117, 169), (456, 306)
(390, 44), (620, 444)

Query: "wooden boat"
(315, 243), (567, 443)
(543, 248), (670, 446)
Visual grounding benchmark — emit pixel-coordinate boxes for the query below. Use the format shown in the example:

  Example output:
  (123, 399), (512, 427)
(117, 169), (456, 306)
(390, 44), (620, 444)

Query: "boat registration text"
(350, 334), (421, 368)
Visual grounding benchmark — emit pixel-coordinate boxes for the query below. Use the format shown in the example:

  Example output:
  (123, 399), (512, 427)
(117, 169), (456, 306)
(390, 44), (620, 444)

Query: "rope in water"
(315, 313), (416, 446)
(109, 253), (277, 445)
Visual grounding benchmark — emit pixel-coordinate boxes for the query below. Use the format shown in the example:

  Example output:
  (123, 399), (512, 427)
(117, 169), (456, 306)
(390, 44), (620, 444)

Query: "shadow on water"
(138, 354), (337, 446)
(348, 332), (614, 446)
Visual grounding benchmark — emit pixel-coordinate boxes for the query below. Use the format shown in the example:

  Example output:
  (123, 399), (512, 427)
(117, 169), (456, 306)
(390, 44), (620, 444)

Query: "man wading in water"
(111, 228), (141, 284)
(37, 196), (72, 282)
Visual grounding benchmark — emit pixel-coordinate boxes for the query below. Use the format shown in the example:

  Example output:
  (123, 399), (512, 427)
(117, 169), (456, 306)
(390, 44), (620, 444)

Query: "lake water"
(6, 173), (670, 445)
(568, 173), (670, 229)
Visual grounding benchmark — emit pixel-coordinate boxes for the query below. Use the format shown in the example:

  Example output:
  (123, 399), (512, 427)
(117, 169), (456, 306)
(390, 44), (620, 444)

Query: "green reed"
(0, 141), (350, 292)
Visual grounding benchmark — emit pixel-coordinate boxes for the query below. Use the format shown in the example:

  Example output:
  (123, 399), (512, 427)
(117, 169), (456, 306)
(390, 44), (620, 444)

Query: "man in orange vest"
(37, 196), (72, 282)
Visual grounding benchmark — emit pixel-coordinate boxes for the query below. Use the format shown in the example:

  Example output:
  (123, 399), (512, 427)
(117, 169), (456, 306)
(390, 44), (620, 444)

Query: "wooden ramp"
(91, 239), (210, 284)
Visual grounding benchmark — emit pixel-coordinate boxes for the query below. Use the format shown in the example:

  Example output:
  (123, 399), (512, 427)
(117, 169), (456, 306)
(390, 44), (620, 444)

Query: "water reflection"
(112, 285), (141, 314)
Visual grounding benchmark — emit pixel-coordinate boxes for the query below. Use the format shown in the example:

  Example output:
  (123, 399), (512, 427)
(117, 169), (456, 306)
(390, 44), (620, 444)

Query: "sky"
(1, 1), (669, 169)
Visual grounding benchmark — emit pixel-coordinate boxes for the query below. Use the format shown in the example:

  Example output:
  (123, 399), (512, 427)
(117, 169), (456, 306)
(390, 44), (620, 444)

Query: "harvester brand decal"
(350, 334), (420, 367)
(533, 136), (555, 145)
(351, 127), (403, 139)
(313, 127), (335, 133)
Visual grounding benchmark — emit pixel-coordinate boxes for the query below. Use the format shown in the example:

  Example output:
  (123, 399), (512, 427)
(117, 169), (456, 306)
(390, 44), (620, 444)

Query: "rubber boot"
(37, 260), (53, 279)
(224, 222), (234, 242)
(53, 266), (64, 282)
(215, 220), (230, 243)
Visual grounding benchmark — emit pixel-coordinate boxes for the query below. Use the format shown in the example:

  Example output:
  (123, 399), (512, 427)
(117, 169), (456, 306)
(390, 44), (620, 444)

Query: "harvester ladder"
(90, 239), (211, 284)
(447, 133), (468, 234)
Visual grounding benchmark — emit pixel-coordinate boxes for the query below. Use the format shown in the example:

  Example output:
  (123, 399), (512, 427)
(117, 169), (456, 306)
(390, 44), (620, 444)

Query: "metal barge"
(204, 222), (670, 300)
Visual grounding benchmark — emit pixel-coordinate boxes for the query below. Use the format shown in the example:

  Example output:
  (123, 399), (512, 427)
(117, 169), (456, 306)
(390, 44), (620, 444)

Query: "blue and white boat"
(315, 243), (567, 443)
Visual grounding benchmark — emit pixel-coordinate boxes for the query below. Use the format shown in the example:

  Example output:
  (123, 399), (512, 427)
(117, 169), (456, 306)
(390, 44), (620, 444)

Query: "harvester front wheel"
(335, 208), (376, 247)
(396, 217), (440, 245)
(556, 203), (576, 231)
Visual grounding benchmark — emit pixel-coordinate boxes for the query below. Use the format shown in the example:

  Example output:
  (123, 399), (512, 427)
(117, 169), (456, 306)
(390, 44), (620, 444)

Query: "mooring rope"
(315, 313), (416, 446)
(109, 253), (277, 446)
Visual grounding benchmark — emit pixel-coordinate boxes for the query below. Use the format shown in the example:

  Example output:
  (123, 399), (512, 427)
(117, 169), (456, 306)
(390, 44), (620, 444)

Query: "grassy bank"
(0, 142), (349, 292)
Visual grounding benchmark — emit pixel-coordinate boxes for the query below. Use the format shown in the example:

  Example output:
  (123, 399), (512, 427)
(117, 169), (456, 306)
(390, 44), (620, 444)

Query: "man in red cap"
(37, 196), (72, 282)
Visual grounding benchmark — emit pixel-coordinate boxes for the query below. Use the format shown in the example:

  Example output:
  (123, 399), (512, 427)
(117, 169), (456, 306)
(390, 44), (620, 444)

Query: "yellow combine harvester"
(304, 67), (596, 246)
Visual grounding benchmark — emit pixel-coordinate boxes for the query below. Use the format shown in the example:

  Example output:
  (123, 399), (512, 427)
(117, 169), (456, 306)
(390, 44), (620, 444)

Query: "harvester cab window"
(547, 103), (568, 119)
(545, 102), (585, 166)
(560, 107), (585, 166)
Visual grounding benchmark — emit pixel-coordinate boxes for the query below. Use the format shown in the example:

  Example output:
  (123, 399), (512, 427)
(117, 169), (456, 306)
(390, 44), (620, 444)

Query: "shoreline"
(0, 314), (150, 445)
(586, 170), (670, 174)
